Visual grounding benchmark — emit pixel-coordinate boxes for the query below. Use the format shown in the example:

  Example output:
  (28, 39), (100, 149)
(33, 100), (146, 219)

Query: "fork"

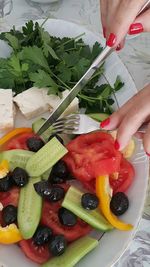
(51, 114), (148, 164)
(51, 114), (146, 135)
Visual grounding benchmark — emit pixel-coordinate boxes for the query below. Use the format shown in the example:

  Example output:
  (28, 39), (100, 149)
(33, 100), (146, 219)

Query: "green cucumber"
(42, 236), (98, 267)
(42, 168), (51, 180)
(1, 149), (34, 170)
(88, 113), (109, 122)
(18, 176), (42, 239)
(32, 118), (53, 142)
(62, 186), (113, 231)
(26, 137), (68, 177)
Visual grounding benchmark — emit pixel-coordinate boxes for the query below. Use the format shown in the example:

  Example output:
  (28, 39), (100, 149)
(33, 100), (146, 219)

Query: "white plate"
(0, 19), (149, 267)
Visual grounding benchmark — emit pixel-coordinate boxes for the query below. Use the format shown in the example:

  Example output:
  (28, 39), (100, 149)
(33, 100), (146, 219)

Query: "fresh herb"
(0, 20), (124, 113)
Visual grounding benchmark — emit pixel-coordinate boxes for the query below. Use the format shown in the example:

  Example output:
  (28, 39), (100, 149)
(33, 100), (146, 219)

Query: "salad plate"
(0, 19), (149, 267)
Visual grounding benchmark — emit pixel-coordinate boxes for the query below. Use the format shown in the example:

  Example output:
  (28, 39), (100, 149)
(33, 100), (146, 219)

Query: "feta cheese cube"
(13, 87), (51, 119)
(42, 89), (79, 116)
(0, 89), (14, 131)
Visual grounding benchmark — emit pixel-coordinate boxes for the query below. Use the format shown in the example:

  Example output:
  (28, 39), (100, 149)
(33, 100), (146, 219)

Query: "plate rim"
(0, 18), (149, 267)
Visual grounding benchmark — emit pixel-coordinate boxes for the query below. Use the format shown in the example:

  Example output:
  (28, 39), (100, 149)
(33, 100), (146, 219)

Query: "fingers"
(100, 0), (108, 38)
(100, 93), (139, 130)
(100, 84), (150, 150)
(116, 104), (147, 150)
(128, 9), (150, 34)
(143, 123), (150, 155)
(105, 0), (146, 47)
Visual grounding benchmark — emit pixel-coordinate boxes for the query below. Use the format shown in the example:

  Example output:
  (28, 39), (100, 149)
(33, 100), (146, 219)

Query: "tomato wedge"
(110, 158), (135, 194)
(0, 187), (20, 207)
(41, 200), (91, 243)
(63, 132), (122, 182)
(3, 133), (37, 150)
(20, 239), (51, 264)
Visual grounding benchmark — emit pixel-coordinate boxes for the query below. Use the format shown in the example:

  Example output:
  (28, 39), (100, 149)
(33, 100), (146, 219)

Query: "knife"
(37, 0), (150, 136)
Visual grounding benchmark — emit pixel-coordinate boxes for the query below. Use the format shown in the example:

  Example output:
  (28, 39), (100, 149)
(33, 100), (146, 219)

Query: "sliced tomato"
(63, 132), (122, 182)
(19, 239), (51, 264)
(0, 187), (20, 207)
(3, 133), (37, 150)
(110, 158), (135, 194)
(41, 200), (91, 243)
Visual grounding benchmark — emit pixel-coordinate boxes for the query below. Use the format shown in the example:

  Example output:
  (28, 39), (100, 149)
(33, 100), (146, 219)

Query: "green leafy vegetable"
(29, 70), (59, 94)
(0, 20), (124, 113)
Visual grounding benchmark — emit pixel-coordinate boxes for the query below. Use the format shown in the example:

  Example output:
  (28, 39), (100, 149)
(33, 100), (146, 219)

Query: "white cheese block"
(13, 87), (52, 119)
(42, 89), (79, 116)
(0, 89), (14, 131)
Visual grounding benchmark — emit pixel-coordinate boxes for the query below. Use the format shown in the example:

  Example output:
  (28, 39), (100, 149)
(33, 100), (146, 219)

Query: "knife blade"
(37, 46), (112, 135)
(37, 0), (150, 136)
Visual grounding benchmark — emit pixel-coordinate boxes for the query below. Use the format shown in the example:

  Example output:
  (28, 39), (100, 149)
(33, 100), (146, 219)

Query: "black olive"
(47, 186), (65, 202)
(58, 207), (77, 227)
(49, 160), (69, 183)
(34, 181), (65, 202)
(0, 173), (12, 192)
(2, 205), (17, 225)
(12, 167), (29, 187)
(34, 180), (51, 198)
(49, 235), (67, 256)
(26, 137), (45, 152)
(33, 226), (53, 246)
(110, 192), (129, 216)
(48, 134), (64, 145)
(81, 193), (99, 210)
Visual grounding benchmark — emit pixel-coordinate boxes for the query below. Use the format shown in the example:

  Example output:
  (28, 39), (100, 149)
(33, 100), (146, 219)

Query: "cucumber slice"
(18, 176), (42, 239)
(26, 137), (68, 177)
(62, 186), (113, 231)
(32, 118), (53, 142)
(42, 236), (98, 267)
(1, 149), (34, 170)
(88, 113), (109, 122)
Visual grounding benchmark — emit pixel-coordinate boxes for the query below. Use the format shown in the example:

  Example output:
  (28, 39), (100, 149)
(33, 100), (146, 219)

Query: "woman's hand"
(100, 84), (150, 155)
(100, 0), (150, 49)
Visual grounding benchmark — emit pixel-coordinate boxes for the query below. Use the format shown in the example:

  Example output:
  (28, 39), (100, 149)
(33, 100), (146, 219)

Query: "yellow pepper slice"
(0, 128), (32, 147)
(0, 224), (22, 244)
(96, 175), (133, 231)
(0, 160), (9, 178)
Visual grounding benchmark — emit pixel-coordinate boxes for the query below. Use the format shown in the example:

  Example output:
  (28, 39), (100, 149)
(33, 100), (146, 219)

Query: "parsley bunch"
(0, 20), (123, 114)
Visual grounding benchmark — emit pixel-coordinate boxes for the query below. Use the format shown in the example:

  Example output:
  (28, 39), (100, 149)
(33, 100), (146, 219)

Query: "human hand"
(100, 84), (150, 155)
(100, 0), (150, 49)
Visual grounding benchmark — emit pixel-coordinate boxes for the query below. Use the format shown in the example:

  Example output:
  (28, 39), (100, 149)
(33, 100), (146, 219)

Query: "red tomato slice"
(0, 187), (20, 207)
(41, 200), (92, 243)
(63, 132), (122, 182)
(4, 133), (37, 150)
(109, 158), (135, 194)
(19, 239), (51, 264)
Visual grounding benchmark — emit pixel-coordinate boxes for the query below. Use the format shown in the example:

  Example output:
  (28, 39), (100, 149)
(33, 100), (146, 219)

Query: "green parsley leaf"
(20, 46), (50, 72)
(29, 69), (59, 95)
(5, 33), (19, 51)
(114, 76), (124, 91)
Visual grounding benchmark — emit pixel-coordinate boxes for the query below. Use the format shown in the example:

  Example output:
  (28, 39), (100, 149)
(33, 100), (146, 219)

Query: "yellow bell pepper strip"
(96, 175), (133, 231)
(0, 224), (22, 244)
(0, 128), (32, 146)
(0, 159), (9, 178)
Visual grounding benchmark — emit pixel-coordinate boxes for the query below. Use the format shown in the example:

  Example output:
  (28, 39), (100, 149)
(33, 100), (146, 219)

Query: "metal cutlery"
(49, 114), (147, 135)
(37, 0), (150, 136)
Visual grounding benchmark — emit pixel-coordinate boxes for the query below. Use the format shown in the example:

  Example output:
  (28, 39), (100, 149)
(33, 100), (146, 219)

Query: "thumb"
(128, 9), (150, 34)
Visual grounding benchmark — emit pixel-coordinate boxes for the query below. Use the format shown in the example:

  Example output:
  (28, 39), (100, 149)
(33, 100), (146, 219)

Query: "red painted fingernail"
(106, 33), (117, 47)
(114, 140), (120, 150)
(128, 23), (143, 35)
(103, 27), (106, 38)
(146, 152), (150, 157)
(116, 44), (121, 51)
(100, 118), (110, 128)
